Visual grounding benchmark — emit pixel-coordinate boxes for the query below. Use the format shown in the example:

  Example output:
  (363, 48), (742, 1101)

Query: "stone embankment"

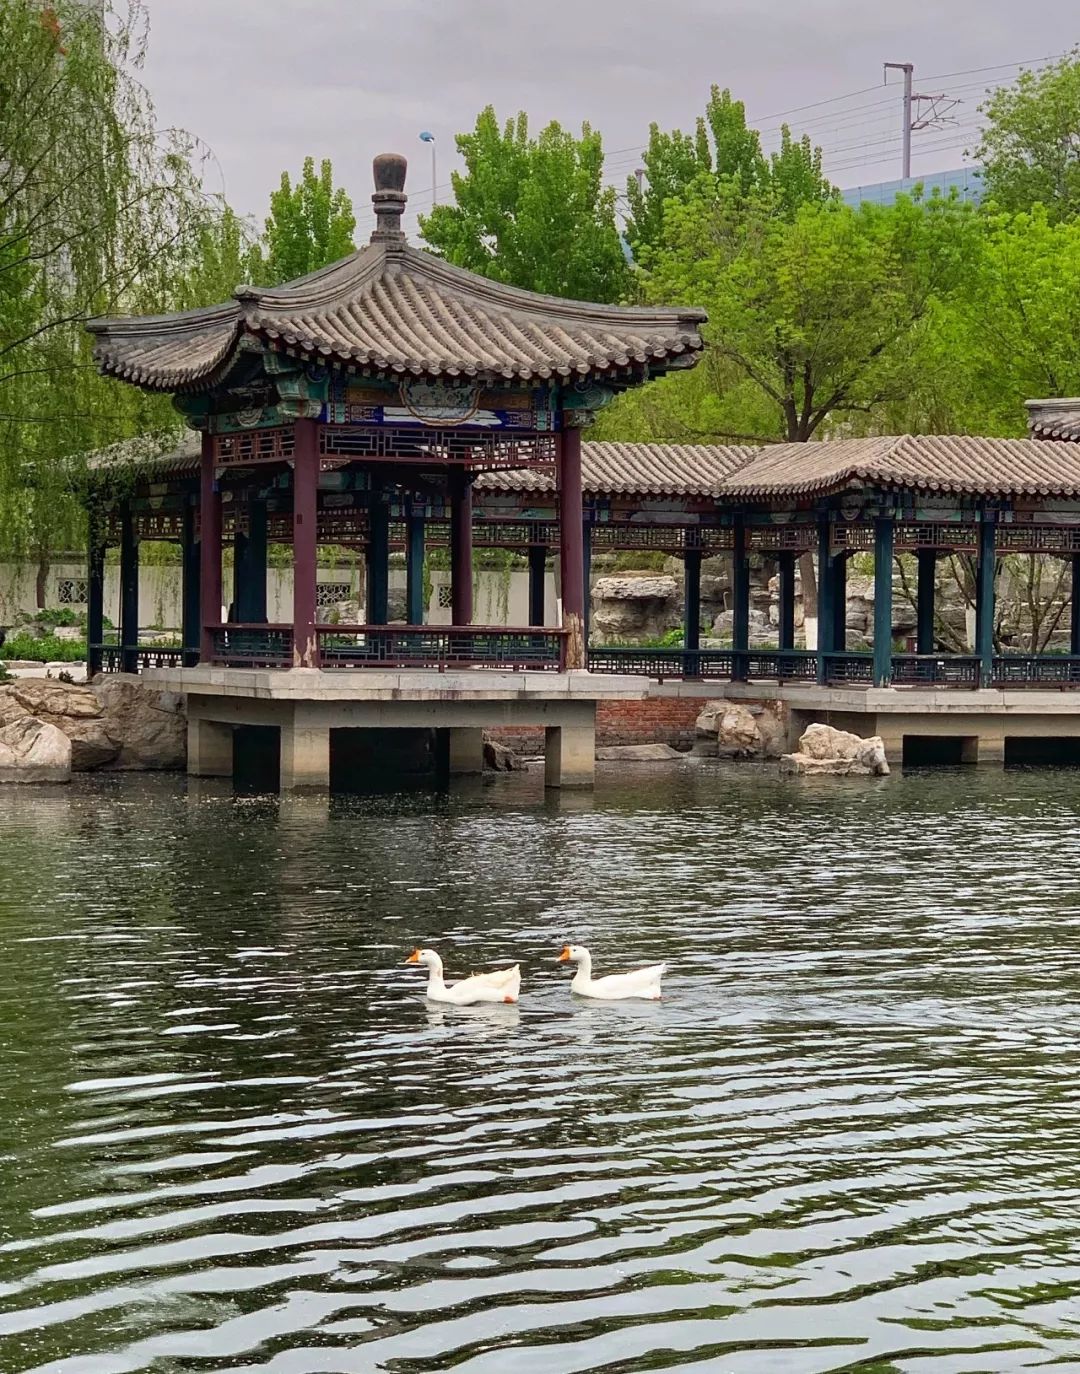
(0, 676), (185, 783)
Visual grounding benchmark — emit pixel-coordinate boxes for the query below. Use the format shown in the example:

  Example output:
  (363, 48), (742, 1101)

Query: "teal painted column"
(86, 510), (106, 677)
(234, 498), (267, 624)
(119, 503), (139, 674)
(975, 516), (996, 687)
(731, 516), (750, 680)
(816, 516), (833, 684)
(181, 496), (200, 667)
(916, 548), (937, 654)
(872, 516), (894, 687)
(683, 548), (702, 652)
(528, 545), (546, 626)
(831, 551), (848, 652)
(405, 505), (425, 625)
(777, 551), (796, 652)
(1071, 553), (1080, 657)
(366, 486), (390, 625)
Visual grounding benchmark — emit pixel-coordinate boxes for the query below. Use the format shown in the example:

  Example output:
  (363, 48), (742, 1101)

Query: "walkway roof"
(88, 432), (1080, 503)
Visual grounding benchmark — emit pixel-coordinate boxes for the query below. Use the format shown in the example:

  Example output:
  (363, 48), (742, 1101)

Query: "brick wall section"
(488, 696), (706, 754)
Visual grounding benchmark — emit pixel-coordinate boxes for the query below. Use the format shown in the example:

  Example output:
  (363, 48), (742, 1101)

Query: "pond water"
(2, 763), (1080, 1373)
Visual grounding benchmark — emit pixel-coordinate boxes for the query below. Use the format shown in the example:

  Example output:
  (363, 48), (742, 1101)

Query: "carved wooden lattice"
(319, 425), (557, 472)
(747, 526), (816, 554)
(214, 427), (296, 467)
(996, 525), (1080, 555)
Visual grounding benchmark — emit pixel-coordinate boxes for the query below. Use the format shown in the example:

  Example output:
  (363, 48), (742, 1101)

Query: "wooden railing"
(992, 654), (1080, 685)
(92, 643), (187, 674)
(586, 647), (818, 681)
(317, 625), (567, 671)
(206, 625), (294, 668)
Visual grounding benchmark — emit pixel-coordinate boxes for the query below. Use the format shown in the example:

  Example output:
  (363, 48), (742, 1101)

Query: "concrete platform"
(651, 678), (1080, 765)
(144, 667), (650, 791)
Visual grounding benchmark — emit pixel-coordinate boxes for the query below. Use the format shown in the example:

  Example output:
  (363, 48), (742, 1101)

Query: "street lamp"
(419, 130), (436, 209)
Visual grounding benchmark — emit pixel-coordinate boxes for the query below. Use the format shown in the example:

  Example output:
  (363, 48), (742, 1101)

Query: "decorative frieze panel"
(318, 424), (557, 472)
(214, 427), (296, 467)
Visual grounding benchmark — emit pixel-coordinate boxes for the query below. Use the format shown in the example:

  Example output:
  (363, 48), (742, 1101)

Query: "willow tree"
(0, 0), (227, 592)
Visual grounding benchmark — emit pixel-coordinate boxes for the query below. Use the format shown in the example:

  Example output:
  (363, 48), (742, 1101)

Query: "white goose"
(558, 944), (666, 1001)
(405, 948), (521, 1005)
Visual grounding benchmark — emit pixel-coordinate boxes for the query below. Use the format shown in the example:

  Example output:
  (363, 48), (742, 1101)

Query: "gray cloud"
(141, 0), (1077, 234)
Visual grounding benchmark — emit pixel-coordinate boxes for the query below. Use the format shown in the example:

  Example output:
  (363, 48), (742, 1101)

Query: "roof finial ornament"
(371, 153), (407, 246)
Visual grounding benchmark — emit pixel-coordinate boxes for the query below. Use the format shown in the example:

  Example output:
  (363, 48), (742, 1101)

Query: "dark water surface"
(2, 763), (1080, 1373)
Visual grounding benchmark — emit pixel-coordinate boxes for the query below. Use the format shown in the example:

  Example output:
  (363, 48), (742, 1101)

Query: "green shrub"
(0, 633), (88, 663)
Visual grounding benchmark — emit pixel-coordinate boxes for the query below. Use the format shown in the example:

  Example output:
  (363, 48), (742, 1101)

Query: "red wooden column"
(450, 468), (473, 625)
(558, 422), (586, 669)
(293, 419), (319, 667)
(198, 431), (222, 663)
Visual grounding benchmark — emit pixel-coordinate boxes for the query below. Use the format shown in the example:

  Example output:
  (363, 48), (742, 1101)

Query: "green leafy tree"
(625, 86), (833, 258)
(246, 157), (356, 286)
(610, 184), (979, 445)
(0, 0), (228, 584)
(977, 51), (1080, 221)
(419, 107), (630, 303)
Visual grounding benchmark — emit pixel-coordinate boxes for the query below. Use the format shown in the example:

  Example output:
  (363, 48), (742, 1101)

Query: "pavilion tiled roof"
(1026, 398), (1080, 442)
(718, 435), (1080, 500)
(87, 253), (705, 395)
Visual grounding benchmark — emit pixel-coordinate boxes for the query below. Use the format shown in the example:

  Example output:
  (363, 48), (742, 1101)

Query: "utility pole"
(884, 61), (914, 179)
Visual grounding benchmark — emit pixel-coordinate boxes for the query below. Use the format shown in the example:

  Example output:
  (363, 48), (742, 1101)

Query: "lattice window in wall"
(57, 578), (88, 605)
(437, 585), (454, 609)
(316, 582), (352, 608)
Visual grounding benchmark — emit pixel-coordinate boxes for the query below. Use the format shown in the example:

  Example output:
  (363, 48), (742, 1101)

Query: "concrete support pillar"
(528, 545), (546, 626)
(816, 516), (833, 684)
(181, 497), (200, 667)
(1071, 553), (1080, 657)
(544, 722), (595, 788)
(86, 511), (105, 678)
(975, 516), (996, 688)
(199, 431), (222, 663)
(873, 516), (894, 688)
(916, 548), (937, 655)
(367, 485), (390, 625)
(187, 717), (233, 778)
(292, 419), (319, 667)
(449, 469), (473, 626)
(777, 550), (796, 653)
(446, 727), (484, 776)
(683, 547), (702, 652)
(732, 515), (749, 680)
(406, 505), (426, 625)
(558, 424), (586, 668)
(280, 720), (331, 791)
(831, 551), (848, 653)
(119, 502), (139, 674)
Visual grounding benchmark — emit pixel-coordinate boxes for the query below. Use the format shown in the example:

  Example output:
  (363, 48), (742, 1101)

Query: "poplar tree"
(245, 158), (357, 286)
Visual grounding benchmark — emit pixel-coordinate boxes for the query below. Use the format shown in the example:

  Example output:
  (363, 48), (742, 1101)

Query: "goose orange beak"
(405, 949), (421, 964)
(557, 946), (571, 961)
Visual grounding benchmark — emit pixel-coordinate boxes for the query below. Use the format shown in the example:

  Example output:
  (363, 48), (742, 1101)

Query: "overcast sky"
(141, 0), (1077, 237)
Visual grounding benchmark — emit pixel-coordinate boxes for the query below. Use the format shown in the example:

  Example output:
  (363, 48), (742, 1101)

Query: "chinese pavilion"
(83, 154), (706, 788)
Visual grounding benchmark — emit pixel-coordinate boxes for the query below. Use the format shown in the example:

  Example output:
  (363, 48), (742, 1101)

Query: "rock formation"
(91, 675), (186, 771)
(0, 716), (71, 783)
(780, 722), (890, 777)
(590, 574), (681, 644)
(693, 699), (787, 759)
(0, 675), (186, 777)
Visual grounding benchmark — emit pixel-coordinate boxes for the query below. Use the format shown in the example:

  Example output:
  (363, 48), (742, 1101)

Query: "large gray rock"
(0, 717), (71, 783)
(591, 574), (681, 644)
(483, 738), (524, 771)
(780, 722), (889, 777)
(716, 704), (761, 758)
(0, 679), (119, 770)
(595, 743), (684, 762)
(91, 674), (186, 771)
